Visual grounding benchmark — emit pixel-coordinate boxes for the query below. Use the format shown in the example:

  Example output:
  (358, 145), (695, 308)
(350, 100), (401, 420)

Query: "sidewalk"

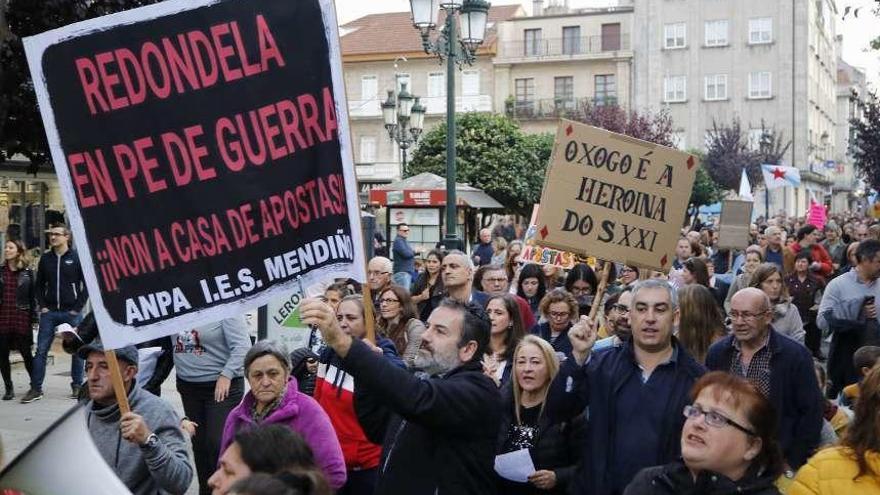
(0, 341), (199, 494)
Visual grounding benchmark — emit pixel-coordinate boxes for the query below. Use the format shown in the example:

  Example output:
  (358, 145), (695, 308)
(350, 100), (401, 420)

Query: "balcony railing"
(499, 34), (630, 59)
(505, 97), (618, 120)
(348, 95), (492, 118)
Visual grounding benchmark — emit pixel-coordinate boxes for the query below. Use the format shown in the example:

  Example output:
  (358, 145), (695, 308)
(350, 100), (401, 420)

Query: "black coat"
(350, 339), (502, 495)
(0, 266), (37, 317)
(35, 249), (87, 312)
(496, 385), (584, 495)
(623, 461), (781, 495)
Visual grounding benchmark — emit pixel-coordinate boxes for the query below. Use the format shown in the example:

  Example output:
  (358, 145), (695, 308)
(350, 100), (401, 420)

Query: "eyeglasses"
(367, 270), (390, 277)
(571, 286), (591, 295)
(379, 298), (400, 305)
(621, 268), (635, 273)
(548, 311), (570, 319)
(612, 304), (630, 314)
(47, 232), (66, 237)
(484, 277), (508, 283)
(305, 358), (317, 364)
(683, 405), (757, 436)
(728, 310), (768, 321)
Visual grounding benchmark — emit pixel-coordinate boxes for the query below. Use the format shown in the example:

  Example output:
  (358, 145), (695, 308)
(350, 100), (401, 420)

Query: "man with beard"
(594, 289), (633, 352)
(299, 297), (501, 495)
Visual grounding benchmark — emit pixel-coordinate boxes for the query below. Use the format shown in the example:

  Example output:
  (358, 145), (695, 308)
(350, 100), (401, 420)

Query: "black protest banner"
(24, 0), (364, 348)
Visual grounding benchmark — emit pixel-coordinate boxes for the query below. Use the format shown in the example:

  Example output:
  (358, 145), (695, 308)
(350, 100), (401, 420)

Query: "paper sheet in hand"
(54, 323), (80, 340)
(494, 449), (535, 482)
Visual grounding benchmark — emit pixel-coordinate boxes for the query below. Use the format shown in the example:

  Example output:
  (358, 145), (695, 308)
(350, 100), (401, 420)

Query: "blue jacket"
(472, 242), (494, 267)
(706, 329), (823, 469)
(546, 339), (705, 495)
(392, 236), (415, 274)
(530, 322), (573, 357)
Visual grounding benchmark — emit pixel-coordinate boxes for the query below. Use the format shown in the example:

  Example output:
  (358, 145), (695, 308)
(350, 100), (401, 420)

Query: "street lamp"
(409, 0), (490, 249)
(382, 82), (426, 176)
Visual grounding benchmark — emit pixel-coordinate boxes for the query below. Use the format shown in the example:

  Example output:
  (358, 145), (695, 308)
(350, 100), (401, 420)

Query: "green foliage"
(687, 149), (724, 209)
(407, 113), (553, 216)
(0, 0), (164, 172)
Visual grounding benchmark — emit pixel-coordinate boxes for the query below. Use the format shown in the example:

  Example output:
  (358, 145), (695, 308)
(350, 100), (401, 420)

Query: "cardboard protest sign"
(717, 200), (754, 249)
(520, 206), (593, 269)
(534, 120), (697, 271)
(23, 0), (364, 348)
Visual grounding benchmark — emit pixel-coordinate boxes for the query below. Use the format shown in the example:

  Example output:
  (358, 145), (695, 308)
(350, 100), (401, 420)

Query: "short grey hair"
(244, 340), (291, 375)
(368, 256), (392, 273)
(445, 250), (474, 269)
(630, 278), (678, 311)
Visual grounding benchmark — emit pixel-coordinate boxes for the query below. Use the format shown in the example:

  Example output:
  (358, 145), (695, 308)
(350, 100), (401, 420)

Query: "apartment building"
(831, 56), (868, 212)
(340, 6), (523, 188)
(493, 1), (635, 135)
(631, 0), (840, 216)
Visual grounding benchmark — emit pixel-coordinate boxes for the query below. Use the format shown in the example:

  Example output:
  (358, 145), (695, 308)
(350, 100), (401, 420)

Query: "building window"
(359, 136), (377, 163)
(361, 75), (377, 100)
(428, 72), (445, 97)
(748, 71), (772, 98)
(594, 74), (617, 105)
(704, 20), (728, 47)
(663, 75), (687, 102)
(462, 70), (480, 96)
(562, 26), (581, 54)
(601, 23), (621, 51)
(663, 23), (687, 49)
(554, 76), (574, 101)
(524, 28), (542, 56)
(748, 18), (772, 44)
(515, 78), (535, 113)
(704, 74), (728, 100)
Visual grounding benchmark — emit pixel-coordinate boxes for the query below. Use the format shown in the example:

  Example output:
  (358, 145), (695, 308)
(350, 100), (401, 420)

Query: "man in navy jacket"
(546, 279), (705, 495)
(706, 287), (822, 474)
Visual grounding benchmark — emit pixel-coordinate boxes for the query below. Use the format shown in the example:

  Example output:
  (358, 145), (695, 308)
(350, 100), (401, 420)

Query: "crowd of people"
(2, 212), (880, 495)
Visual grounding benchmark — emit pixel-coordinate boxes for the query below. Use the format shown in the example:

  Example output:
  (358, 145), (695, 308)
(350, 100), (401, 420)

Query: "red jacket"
(784, 243), (833, 281)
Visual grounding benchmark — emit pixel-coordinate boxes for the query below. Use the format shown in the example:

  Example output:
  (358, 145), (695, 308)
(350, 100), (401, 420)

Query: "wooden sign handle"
(588, 262), (613, 320)
(362, 284), (377, 344)
(105, 350), (131, 415)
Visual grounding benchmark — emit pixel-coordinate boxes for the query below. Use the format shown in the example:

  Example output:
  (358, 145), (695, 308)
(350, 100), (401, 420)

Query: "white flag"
(739, 169), (753, 200)
(761, 165), (801, 190)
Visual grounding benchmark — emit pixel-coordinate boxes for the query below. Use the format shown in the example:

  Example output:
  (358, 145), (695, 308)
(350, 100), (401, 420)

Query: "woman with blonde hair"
(496, 335), (583, 494)
(748, 263), (805, 344)
(677, 285), (726, 364)
(791, 364), (880, 494)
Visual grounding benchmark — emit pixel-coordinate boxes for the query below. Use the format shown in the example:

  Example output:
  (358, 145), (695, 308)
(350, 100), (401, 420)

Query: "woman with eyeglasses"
(517, 264), (547, 318)
(565, 263), (598, 316)
(619, 265), (639, 287)
(625, 371), (784, 494)
(530, 289), (578, 357)
(410, 249), (445, 322)
(748, 263), (806, 344)
(376, 285), (425, 368)
(505, 241), (525, 283)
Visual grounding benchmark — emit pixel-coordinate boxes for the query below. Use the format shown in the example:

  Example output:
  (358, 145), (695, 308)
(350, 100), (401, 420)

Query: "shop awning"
(368, 173), (503, 209)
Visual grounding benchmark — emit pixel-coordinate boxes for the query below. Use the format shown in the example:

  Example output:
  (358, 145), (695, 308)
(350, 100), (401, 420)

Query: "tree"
(0, 1), (163, 172)
(573, 101), (676, 147)
(687, 149), (724, 211)
(851, 91), (880, 191)
(703, 118), (790, 191)
(407, 113), (553, 216)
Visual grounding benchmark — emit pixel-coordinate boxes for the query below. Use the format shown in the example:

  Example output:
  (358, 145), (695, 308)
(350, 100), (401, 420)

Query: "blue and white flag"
(761, 164), (801, 190)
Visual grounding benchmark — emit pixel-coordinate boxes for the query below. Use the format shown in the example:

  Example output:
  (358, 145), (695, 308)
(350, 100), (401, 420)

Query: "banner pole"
(589, 262), (612, 320)
(105, 350), (130, 415)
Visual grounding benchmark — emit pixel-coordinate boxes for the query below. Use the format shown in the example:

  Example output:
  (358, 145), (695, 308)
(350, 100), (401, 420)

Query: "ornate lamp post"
(409, 0), (490, 249)
(382, 82), (426, 176)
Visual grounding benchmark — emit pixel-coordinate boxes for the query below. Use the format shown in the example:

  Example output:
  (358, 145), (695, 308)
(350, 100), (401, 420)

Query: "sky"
(334, 0), (880, 89)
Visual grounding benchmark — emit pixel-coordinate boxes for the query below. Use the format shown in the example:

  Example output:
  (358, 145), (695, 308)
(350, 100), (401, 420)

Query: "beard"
(412, 347), (462, 376)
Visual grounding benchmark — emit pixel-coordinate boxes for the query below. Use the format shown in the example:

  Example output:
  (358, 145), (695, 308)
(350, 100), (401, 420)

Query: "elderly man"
(80, 341), (193, 495)
(762, 226), (786, 270)
(442, 250), (489, 307)
(479, 264), (536, 330)
(366, 256), (393, 310)
(707, 287), (822, 474)
(472, 228), (494, 267)
(300, 297), (501, 495)
(546, 279), (705, 495)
